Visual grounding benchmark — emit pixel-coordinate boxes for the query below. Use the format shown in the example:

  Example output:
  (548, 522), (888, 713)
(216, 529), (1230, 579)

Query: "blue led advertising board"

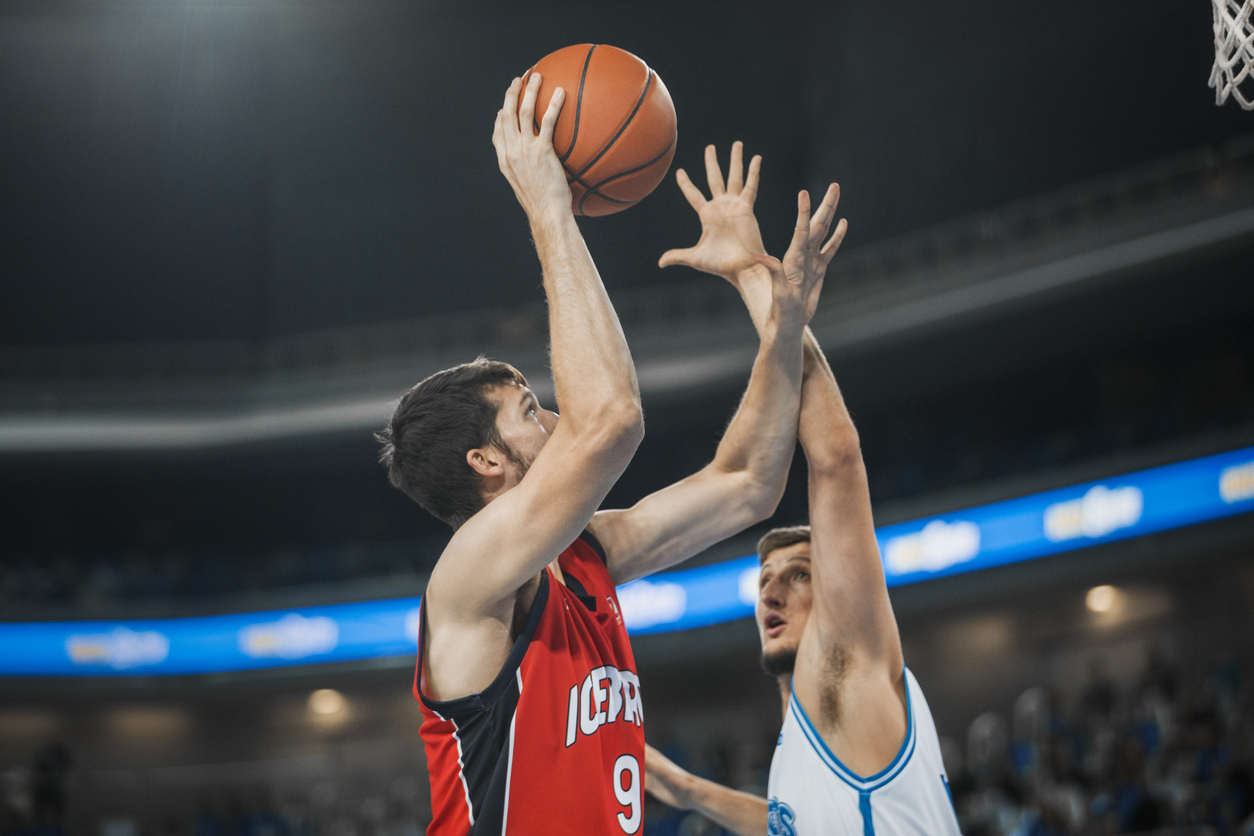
(2, 446), (1252, 675)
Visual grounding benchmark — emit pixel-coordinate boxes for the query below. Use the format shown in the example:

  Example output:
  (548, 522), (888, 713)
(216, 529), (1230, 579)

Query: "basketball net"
(1212, 0), (1254, 109)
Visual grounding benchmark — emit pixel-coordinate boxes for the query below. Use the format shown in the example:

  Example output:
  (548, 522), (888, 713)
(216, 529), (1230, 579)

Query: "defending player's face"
(755, 542), (814, 669)
(490, 380), (559, 481)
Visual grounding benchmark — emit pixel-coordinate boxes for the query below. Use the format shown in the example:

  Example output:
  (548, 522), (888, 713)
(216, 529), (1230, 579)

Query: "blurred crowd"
(949, 654), (1254, 836)
(0, 654), (1250, 835)
(1, 758), (431, 836)
(641, 654), (1253, 836)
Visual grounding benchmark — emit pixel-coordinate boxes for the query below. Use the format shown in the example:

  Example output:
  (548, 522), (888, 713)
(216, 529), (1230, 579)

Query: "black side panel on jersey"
(416, 531), (600, 832)
(563, 530), (608, 612)
(416, 572), (549, 832)
(563, 572), (598, 612)
(449, 677), (520, 835)
(579, 529), (607, 564)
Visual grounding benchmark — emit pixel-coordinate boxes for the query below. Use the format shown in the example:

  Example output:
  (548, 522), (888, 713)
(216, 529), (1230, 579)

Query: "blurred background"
(2, 0), (1254, 834)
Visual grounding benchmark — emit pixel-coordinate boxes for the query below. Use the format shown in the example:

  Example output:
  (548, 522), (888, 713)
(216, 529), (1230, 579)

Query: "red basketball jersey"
(414, 532), (645, 835)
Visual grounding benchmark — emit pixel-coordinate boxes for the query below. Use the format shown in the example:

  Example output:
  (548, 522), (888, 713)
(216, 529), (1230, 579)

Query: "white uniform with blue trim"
(766, 668), (961, 836)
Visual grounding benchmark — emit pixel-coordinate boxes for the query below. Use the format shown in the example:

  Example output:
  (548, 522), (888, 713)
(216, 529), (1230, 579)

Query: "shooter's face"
(489, 381), (558, 486)
(755, 542), (813, 673)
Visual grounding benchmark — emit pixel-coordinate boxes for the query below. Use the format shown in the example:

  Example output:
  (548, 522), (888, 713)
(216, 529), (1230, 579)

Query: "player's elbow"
(805, 425), (862, 477)
(582, 399), (645, 464)
(742, 474), (787, 523)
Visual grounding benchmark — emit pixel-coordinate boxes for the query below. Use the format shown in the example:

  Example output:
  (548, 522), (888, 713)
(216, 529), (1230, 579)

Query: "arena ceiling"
(0, 0), (1248, 347)
(3, 0), (1253, 561)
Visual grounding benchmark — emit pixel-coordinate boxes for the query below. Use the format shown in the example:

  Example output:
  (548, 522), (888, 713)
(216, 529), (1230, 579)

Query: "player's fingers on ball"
(675, 169), (707, 211)
(539, 87), (564, 143)
(704, 144), (726, 196)
(501, 78), (524, 136)
(727, 141), (745, 194)
(519, 73), (542, 130)
(502, 77), (521, 114)
(742, 155), (762, 207)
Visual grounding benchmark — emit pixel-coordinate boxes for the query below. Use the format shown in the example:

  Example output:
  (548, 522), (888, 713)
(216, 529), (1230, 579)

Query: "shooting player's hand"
(492, 74), (571, 219)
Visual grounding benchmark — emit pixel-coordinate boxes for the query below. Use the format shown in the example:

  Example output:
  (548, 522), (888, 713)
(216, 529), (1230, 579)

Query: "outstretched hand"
(492, 74), (571, 219)
(659, 142), (768, 282)
(755, 185), (847, 330)
(661, 142), (847, 334)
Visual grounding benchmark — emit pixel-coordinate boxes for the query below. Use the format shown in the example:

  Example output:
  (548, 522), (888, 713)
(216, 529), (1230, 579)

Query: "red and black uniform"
(414, 532), (645, 836)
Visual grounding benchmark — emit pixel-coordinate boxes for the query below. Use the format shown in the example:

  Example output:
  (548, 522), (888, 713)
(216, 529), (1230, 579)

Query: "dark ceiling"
(1, 0), (1249, 346)
(3, 0), (1254, 576)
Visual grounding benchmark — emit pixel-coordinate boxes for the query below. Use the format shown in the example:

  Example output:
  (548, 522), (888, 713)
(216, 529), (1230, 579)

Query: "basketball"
(522, 44), (677, 217)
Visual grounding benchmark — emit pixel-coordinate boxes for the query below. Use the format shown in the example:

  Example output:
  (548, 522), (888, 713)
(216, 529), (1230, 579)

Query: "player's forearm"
(798, 329), (860, 474)
(530, 207), (643, 442)
(649, 758), (767, 836)
(709, 317), (804, 517)
(732, 263), (774, 337)
(799, 332), (902, 665)
(684, 777), (770, 836)
(730, 260), (858, 475)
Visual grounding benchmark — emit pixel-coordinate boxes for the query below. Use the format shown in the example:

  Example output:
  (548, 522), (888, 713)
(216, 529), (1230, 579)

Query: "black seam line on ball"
(576, 188), (633, 214)
(588, 135), (676, 191)
(560, 44), (597, 166)
(570, 68), (654, 182)
(575, 133), (675, 214)
(576, 181), (639, 215)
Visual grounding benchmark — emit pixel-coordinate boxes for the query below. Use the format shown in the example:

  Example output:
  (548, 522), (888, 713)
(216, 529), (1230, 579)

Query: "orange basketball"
(523, 44), (677, 217)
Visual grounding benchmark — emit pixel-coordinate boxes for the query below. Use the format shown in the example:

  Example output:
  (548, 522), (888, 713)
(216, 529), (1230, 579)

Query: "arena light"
(1085, 585), (1119, 613)
(309, 688), (345, 715)
(0, 444), (1251, 675)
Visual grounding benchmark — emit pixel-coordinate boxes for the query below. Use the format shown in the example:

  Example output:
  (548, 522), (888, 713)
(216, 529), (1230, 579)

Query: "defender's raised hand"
(755, 185), (847, 329)
(492, 74), (570, 219)
(659, 142), (768, 281)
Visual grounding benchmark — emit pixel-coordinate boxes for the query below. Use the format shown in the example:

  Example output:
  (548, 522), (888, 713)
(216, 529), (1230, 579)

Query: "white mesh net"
(1212, 0), (1254, 109)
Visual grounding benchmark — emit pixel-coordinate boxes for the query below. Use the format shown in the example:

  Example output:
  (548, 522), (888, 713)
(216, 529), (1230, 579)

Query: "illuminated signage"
(1, 446), (1251, 674)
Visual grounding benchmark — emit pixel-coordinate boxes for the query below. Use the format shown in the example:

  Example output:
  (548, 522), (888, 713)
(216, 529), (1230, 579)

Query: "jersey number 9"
(613, 754), (641, 834)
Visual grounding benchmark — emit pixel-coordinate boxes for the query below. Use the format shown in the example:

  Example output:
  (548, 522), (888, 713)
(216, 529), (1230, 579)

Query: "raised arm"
(423, 75), (644, 699)
(796, 327), (902, 670)
(589, 145), (843, 583)
(750, 207), (906, 767)
(741, 228), (900, 671)
(660, 148), (891, 667)
(644, 744), (767, 836)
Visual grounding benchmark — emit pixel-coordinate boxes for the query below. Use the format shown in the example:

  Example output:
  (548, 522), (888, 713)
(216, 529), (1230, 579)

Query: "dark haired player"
(376, 75), (845, 836)
(642, 157), (962, 835)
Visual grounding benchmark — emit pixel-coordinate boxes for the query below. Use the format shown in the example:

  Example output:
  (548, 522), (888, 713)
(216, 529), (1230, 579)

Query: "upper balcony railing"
(3, 135), (1254, 447)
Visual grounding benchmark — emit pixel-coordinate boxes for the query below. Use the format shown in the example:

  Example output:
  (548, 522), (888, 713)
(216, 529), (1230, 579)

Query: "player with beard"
(377, 72), (846, 836)
(643, 156), (962, 836)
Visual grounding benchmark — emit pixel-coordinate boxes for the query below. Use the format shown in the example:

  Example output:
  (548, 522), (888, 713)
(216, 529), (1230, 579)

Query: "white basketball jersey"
(767, 668), (961, 836)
